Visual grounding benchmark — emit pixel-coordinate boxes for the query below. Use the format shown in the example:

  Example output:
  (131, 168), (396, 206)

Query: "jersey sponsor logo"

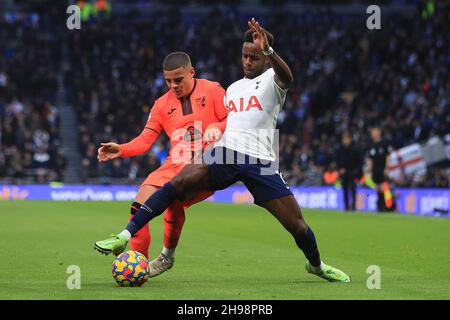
(183, 125), (202, 142)
(227, 95), (263, 113)
(195, 96), (207, 109)
(170, 121), (204, 164)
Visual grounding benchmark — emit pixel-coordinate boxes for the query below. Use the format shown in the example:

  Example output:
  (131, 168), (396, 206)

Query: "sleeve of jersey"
(119, 103), (162, 158)
(269, 68), (288, 102)
(210, 83), (228, 133)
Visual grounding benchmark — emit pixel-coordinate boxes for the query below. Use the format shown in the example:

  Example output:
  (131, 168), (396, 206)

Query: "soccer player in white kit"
(95, 18), (350, 283)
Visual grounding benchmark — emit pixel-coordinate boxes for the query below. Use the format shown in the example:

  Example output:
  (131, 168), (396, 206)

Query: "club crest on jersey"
(227, 95), (263, 113)
(195, 96), (207, 109)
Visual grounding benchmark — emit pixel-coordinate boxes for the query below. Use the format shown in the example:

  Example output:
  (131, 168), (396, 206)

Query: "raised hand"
(248, 17), (270, 52)
(97, 142), (122, 162)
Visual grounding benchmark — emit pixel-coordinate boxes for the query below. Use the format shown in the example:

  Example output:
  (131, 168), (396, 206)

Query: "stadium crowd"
(0, 11), (65, 183)
(1, 0), (448, 188)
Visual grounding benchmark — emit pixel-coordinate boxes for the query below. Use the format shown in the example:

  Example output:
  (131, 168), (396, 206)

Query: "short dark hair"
(162, 52), (191, 71)
(370, 125), (382, 131)
(243, 28), (275, 47)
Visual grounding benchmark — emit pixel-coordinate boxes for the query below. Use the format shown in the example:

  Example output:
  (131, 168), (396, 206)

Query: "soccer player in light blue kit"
(95, 18), (350, 283)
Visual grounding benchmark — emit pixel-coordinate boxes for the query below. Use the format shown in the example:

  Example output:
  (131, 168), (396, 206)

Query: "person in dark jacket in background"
(366, 126), (393, 212)
(336, 132), (362, 211)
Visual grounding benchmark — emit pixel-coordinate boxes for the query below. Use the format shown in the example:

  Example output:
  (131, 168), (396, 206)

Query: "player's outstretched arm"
(118, 126), (160, 158)
(118, 102), (163, 158)
(248, 18), (293, 89)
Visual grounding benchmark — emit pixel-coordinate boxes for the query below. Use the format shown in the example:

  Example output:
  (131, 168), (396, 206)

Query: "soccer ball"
(112, 250), (149, 287)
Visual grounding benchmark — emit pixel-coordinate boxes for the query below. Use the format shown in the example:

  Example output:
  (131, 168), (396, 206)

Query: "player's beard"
(244, 69), (256, 79)
(244, 66), (265, 79)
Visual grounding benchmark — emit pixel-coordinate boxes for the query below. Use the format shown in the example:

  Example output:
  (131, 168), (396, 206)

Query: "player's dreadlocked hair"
(162, 52), (192, 71)
(243, 28), (275, 47)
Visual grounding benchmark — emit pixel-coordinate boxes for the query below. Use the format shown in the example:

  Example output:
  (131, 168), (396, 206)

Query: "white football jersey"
(216, 68), (288, 161)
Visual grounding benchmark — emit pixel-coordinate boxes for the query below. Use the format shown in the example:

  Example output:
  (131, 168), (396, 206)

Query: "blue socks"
(295, 227), (321, 267)
(126, 182), (178, 236)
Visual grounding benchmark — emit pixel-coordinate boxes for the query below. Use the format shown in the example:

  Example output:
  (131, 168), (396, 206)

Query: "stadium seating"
(1, 1), (448, 188)
(0, 12), (64, 183)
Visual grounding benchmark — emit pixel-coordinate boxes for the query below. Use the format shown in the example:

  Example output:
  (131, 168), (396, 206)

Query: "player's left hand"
(97, 142), (122, 162)
(248, 17), (270, 52)
(203, 124), (222, 145)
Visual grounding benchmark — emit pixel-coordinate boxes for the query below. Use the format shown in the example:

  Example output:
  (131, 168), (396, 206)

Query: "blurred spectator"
(0, 11), (64, 183)
(323, 162), (339, 187)
(336, 133), (362, 210)
(366, 127), (393, 212)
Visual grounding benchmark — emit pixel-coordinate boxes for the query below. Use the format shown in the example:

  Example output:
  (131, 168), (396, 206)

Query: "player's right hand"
(97, 142), (122, 162)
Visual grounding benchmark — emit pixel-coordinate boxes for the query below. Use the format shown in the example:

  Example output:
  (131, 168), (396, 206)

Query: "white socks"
(118, 230), (131, 241)
(161, 246), (176, 259)
(310, 261), (324, 273)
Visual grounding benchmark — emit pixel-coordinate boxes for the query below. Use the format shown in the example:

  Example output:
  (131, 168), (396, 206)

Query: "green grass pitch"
(0, 201), (449, 300)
